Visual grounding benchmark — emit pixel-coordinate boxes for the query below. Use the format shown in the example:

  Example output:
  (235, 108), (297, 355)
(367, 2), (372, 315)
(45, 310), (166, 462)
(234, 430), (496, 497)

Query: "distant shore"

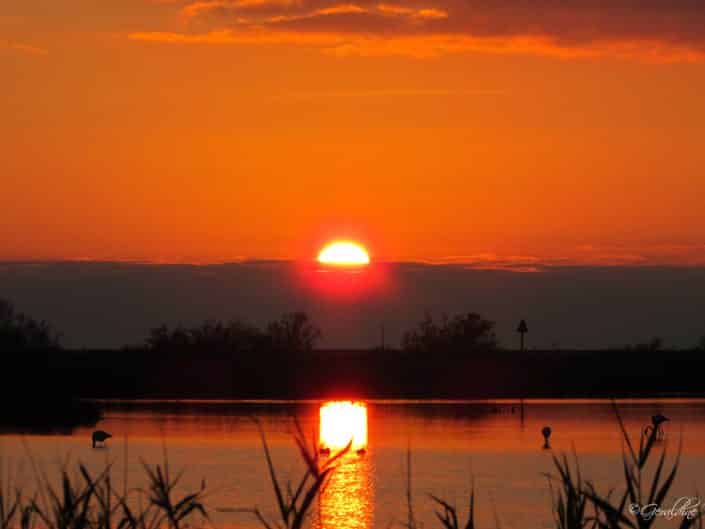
(3, 347), (704, 403)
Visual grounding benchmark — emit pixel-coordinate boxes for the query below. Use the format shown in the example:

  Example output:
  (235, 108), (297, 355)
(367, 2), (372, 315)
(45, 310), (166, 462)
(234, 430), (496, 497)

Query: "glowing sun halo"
(317, 241), (370, 266)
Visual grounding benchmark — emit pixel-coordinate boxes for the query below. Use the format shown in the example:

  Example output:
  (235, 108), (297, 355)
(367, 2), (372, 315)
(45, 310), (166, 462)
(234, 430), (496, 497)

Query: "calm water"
(2, 399), (705, 529)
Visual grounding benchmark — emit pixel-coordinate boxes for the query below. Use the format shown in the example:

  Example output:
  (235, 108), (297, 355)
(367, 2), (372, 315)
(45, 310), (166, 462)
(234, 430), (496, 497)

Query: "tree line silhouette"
(143, 311), (499, 356)
(146, 312), (322, 355)
(4, 296), (705, 412)
(0, 299), (60, 350)
(3, 295), (705, 355)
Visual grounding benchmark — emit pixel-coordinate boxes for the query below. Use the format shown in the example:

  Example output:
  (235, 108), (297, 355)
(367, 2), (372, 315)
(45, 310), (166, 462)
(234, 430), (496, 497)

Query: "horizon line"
(2, 258), (705, 271)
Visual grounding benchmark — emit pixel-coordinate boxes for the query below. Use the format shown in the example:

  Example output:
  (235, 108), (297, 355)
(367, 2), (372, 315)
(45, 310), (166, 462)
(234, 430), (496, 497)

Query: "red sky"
(2, 0), (705, 265)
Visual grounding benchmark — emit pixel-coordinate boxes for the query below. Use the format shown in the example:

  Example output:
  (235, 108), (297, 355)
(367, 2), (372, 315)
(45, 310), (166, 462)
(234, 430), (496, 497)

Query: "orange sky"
(2, 0), (705, 265)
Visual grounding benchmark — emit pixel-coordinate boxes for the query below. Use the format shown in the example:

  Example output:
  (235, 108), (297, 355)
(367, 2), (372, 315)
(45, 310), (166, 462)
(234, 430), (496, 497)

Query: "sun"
(319, 401), (368, 451)
(317, 240), (370, 266)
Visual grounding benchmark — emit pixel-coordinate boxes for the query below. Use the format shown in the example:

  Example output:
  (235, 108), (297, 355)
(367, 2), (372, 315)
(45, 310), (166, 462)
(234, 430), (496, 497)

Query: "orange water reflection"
(318, 455), (373, 529)
(6, 400), (705, 529)
(317, 401), (372, 529)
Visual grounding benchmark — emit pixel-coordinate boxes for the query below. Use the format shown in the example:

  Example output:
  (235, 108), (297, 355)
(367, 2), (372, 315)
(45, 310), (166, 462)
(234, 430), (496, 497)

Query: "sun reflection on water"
(318, 451), (373, 529)
(317, 401), (373, 529)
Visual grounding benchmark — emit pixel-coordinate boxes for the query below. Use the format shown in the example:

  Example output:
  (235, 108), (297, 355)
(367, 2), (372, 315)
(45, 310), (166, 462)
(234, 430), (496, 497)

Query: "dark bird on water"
(652, 414), (668, 427)
(646, 414), (669, 441)
(92, 430), (112, 448)
(542, 426), (552, 449)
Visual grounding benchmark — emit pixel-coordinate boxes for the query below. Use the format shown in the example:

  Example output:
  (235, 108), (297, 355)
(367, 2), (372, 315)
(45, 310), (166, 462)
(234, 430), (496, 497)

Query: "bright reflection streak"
(318, 455), (373, 529)
(319, 401), (368, 452)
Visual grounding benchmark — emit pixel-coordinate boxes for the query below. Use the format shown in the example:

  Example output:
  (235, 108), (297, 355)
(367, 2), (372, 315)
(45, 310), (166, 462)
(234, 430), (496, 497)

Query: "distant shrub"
(401, 312), (498, 354)
(145, 312), (321, 355)
(146, 320), (265, 355)
(266, 312), (322, 354)
(0, 298), (60, 350)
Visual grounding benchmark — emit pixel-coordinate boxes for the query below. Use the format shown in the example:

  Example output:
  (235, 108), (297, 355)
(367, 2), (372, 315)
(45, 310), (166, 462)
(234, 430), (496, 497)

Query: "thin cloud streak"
(1, 39), (48, 56)
(11, 243), (705, 268)
(267, 87), (507, 100)
(129, 29), (705, 61)
(128, 0), (705, 61)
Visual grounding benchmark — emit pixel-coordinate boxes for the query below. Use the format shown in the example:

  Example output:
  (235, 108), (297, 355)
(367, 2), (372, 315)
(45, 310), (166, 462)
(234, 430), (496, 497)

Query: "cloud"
(180, 0), (297, 18)
(130, 29), (705, 61)
(133, 0), (705, 61)
(267, 87), (505, 100)
(1, 40), (48, 56)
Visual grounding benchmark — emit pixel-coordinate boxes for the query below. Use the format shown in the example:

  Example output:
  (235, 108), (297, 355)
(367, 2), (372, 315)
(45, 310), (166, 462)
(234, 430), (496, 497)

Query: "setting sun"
(319, 401), (368, 452)
(317, 241), (370, 266)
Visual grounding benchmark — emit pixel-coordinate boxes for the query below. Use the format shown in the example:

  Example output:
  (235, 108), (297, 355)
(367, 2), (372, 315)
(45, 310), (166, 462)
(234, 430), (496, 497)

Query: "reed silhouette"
(0, 456), (207, 529)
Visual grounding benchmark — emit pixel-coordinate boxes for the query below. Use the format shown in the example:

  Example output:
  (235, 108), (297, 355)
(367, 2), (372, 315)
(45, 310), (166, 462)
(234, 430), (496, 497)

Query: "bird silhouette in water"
(92, 430), (112, 448)
(542, 426), (552, 449)
(644, 414), (669, 441)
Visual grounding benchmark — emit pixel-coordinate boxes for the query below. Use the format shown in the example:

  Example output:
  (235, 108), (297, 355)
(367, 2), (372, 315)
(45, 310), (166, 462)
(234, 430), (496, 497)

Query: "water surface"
(2, 399), (704, 529)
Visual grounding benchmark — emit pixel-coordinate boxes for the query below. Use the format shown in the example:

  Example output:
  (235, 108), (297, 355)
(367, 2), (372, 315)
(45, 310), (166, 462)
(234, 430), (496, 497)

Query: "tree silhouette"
(146, 313), (322, 355)
(146, 320), (264, 354)
(266, 312), (321, 353)
(401, 312), (498, 354)
(0, 298), (60, 350)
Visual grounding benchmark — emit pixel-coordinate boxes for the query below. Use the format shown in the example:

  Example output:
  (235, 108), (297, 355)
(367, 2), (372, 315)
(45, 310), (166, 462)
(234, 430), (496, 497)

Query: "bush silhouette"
(0, 298), (60, 350)
(402, 312), (498, 354)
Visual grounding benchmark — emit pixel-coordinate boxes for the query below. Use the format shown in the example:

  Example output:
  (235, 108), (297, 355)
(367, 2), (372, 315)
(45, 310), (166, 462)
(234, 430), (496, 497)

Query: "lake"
(2, 399), (705, 529)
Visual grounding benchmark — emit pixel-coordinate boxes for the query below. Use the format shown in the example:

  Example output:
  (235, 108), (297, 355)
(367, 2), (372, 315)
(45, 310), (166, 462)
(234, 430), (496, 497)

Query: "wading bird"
(542, 426), (552, 449)
(644, 414), (669, 441)
(92, 430), (112, 448)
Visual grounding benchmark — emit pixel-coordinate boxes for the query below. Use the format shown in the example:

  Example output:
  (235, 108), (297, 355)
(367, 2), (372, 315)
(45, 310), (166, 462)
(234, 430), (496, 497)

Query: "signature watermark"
(629, 497), (701, 521)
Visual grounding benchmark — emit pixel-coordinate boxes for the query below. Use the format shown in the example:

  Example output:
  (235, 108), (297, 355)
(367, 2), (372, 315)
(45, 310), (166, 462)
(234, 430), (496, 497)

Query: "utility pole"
(380, 324), (385, 351)
(517, 319), (528, 351)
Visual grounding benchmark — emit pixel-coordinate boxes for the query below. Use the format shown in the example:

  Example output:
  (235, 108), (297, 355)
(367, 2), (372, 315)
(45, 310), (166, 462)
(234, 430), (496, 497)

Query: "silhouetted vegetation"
(246, 419), (350, 529)
(0, 457), (207, 529)
(0, 298), (60, 351)
(542, 405), (702, 529)
(267, 312), (321, 354)
(145, 312), (320, 356)
(147, 320), (266, 355)
(401, 312), (498, 354)
(5, 304), (705, 404)
(0, 298), (100, 431)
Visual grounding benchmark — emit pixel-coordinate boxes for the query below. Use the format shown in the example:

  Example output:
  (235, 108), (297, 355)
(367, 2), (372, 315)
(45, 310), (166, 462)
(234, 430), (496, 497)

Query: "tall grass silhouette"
(246, 418), (350, 529)
(0, 456), (207, 529)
